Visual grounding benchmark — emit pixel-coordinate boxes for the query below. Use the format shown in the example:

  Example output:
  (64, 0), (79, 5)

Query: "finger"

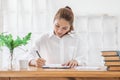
(69, 60), (78, 67)
(38, 60), (44, 63)
(37, 58), (46, 63)
(65, 61), (70, 66)
(74, 62), (78, 66)
(37, 62), (44, 66)
(40, 58), (46, 62)
(74, 60), (78, 66)
(62, 64), (65, 66)
(36, 63), (42, 67)
(38, 60), (46, 65)
(72, 62), (78, 68)
(71, 63), (75, 68)
(36, 59), (46, 67)
(62, 62), (67, 66)
(37, 62), (45, 67)
(68, 61), (73, 67)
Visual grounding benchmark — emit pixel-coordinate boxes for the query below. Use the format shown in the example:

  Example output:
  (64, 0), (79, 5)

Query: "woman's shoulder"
(40, 32), (50, 37)
(36, 32), (54, 41)
(34, 33), (50, 46)
(36, 32), (50, 40)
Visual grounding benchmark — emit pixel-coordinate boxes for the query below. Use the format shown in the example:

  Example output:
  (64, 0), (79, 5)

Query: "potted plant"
(0, 32), (32, 69)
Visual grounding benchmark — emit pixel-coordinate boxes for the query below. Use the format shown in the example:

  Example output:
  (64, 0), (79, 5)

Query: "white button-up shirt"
(27, 32), (87, 65)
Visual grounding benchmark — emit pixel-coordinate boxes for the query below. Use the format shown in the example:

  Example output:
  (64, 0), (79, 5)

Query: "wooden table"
(0, 67), (120, 80)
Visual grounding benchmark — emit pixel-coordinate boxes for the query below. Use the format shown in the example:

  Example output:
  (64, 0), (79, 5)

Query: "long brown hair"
(54, 6), (74, 32)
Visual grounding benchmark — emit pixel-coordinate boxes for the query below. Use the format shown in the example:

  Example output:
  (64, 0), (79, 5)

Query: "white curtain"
(1, 0), (49, 38)
(74, 15), (118, 66)
(0, 0), (119, 67)
(0, 0), (51, 68)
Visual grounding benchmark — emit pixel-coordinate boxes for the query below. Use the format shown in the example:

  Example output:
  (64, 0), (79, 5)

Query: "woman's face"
(54, 18), (71, 38)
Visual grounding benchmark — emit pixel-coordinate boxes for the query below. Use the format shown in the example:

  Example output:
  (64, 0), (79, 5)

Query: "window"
(0, 0), (49, 68)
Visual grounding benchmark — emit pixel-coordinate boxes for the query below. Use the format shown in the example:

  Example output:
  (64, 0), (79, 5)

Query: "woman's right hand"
(36, 58), (46, 67)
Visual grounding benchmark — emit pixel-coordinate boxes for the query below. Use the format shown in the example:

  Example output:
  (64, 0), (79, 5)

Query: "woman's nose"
(58, 28), (63, 33)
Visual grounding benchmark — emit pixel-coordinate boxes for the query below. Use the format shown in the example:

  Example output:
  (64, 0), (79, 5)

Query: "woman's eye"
(62, 27), (68, 30)
(56, 25), (60, 28)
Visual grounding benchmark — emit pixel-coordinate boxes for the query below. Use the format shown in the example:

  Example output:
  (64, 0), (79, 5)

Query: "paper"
(75, 66), (107, 71)
(42, 64), (70, 69)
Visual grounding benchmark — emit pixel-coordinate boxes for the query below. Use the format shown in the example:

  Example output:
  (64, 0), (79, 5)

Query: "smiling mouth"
(57, 33), (62, 36)
(56, 33), (63, 37)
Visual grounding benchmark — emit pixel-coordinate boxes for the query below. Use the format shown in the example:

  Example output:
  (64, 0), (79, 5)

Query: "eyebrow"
(62, 26), (69, 29)
(55, 23), (59, 26)
(55, 23), (69, 28)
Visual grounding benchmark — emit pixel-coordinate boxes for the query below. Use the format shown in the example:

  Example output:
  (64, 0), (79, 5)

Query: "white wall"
(0, 0), (120, 67)
(48, 0), (120, 66)
(48, 0), (120, 50)
(49, 0), (120, 15)
(0, 0), (3, 32)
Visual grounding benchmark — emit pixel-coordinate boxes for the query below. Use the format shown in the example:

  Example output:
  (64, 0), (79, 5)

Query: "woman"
(28, 6), (87, 68)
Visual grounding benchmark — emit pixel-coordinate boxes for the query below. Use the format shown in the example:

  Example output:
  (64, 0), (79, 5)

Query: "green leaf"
(13, 32), (32, 48)
(0, 32), (32, 52)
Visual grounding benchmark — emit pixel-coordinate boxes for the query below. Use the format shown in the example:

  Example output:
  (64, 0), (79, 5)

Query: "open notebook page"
(42, 64), (70, 69)
(74, 66), (107, 71)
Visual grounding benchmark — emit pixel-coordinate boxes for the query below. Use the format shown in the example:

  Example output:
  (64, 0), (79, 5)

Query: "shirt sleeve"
(74, 38), (88, 66)
(26, 34), (45, 64)
(26, 40), (40, 64)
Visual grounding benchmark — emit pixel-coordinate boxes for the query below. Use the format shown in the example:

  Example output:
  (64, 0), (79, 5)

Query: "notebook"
(42, 64), (70, 69)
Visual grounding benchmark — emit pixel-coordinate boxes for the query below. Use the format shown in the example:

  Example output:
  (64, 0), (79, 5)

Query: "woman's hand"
(36, 58), (46, 67)
(62, 60), (78, 68)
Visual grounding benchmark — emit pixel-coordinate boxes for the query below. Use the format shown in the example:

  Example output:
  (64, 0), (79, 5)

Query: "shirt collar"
(48, 31), (55, 38)
(67, 31), (75, 37)
(48, 31), (75, 38)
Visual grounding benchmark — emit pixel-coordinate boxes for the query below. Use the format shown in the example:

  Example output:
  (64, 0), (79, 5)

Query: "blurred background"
(0, 0), (120, 68)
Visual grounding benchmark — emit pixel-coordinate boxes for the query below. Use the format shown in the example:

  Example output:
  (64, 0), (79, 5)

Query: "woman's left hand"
(62, 60), (78, 68)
